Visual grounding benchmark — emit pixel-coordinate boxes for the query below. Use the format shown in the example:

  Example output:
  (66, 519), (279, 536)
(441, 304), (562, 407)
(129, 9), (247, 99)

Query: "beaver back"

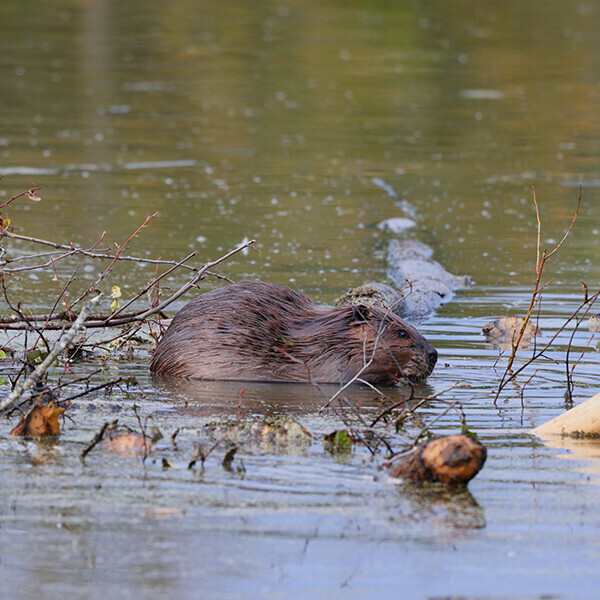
(150, 281), (437, 385)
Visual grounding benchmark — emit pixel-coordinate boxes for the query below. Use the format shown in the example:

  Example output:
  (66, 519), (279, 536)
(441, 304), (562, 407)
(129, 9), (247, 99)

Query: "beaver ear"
(351, 304), (372, 324)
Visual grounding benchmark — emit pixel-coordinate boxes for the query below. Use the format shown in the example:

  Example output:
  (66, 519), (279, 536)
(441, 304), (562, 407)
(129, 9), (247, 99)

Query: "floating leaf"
(102, 431), (151, 457)
(324, 429), (353, 449)
(323, 429), (353, 461)
(10, 400), (64, 437)
(461, 425), (479, 440)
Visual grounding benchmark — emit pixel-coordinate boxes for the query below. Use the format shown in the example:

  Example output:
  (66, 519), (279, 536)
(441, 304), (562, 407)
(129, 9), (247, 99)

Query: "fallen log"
(532, 391), (600, 437)
(389, 434), (487, 484)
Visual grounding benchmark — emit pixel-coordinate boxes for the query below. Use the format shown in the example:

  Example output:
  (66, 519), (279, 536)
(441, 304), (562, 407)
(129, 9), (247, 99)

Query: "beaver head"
(326, 303), (438, 385)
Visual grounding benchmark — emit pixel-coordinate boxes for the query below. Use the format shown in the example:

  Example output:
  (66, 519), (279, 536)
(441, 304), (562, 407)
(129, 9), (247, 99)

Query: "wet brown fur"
(150, 281), (437, 385)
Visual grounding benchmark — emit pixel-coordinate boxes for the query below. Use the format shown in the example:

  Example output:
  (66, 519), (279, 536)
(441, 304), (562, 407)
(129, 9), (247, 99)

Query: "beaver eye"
(398, 329), (409, 339)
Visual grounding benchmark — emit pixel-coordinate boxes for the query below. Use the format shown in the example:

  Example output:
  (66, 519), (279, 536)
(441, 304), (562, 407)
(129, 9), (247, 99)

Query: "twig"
(370, 381), (470, 427)
(493, 187), (584, 404)
(0, 294), (101, 413)
(68, 213), (159, 310)
(0, 185), (42, 211)
(382, 399), (460, 468)
(0, 239), (256, 330)
(494, 288), (600, 404)
(59, 377), (124, 404)
(132, 404), (150, 463)
(564, 293), (599, 404)
(80, 419), (118, 461)
(104, 250), (196, 322)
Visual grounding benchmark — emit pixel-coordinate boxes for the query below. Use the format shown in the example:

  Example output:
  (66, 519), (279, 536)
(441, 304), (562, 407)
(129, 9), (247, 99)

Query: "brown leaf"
(101, 431), (151, 457)
(10, 400), (65, 437)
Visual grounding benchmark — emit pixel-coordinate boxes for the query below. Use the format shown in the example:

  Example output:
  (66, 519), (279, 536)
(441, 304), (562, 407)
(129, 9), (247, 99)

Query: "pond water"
(2, 1), (600, 598)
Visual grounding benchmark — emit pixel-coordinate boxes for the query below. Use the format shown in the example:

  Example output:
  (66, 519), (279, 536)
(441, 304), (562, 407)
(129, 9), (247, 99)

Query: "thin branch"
(0, 294), (101, 413)
(545, 186), (581, 260)
(370, 381), (469, 427)
(68, 213), (158, 310)
(0, 240), (256, 330)
(382, 399), (460, 468)
(0, 185), (42, 211)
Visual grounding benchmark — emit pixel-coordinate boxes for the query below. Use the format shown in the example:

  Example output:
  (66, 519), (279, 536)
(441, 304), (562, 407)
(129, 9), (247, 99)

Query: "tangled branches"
(0, 180), (255, 413)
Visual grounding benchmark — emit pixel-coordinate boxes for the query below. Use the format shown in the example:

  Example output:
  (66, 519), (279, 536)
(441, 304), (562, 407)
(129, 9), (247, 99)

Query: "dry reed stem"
(493, 186), (597, 405)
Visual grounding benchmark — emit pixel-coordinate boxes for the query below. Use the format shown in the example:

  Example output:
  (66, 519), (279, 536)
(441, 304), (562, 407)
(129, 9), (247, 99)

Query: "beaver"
(150, 281), (437, 385)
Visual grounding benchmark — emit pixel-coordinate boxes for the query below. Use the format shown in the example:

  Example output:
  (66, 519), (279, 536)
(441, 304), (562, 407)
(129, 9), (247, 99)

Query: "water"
(2, 1), (600, 598)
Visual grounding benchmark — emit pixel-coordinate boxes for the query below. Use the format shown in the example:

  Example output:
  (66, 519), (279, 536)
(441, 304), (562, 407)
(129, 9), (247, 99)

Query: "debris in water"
(483, 316), (541, 350)
(372, 177), (398, 199)
(389, 434), (487, 485)
(377, 217), (416, 233)
(10, 399), (64, 438)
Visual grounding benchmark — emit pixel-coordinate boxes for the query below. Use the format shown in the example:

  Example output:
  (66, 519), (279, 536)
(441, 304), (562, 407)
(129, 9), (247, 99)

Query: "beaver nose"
(428, 347), (438, 368)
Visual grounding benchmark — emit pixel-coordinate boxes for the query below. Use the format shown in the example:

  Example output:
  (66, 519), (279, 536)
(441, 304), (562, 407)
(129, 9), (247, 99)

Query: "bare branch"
(0, 294), (102, 414)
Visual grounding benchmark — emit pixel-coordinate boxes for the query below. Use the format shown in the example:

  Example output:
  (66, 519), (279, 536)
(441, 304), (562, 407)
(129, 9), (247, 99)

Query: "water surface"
(1, 1), (600, 598)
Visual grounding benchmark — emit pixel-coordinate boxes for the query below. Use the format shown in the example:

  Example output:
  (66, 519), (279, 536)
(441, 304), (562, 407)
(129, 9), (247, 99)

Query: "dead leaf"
(110, 285), (122, 312)
(10, 400), (65, 437)
(101, 431), (151, 457)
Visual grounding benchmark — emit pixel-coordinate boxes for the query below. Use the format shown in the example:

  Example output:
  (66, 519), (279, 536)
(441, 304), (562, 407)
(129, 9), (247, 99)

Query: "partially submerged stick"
(532, 391), (600, 437)
(388, 434), (487, 484)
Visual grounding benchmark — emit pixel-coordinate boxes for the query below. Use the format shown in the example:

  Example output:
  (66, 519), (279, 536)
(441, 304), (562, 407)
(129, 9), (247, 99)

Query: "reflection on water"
(151, 374), (435, 419)
(536, 434), (600, 483)
(399, 482), (486, 530)
(2, 0), (600, 598)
